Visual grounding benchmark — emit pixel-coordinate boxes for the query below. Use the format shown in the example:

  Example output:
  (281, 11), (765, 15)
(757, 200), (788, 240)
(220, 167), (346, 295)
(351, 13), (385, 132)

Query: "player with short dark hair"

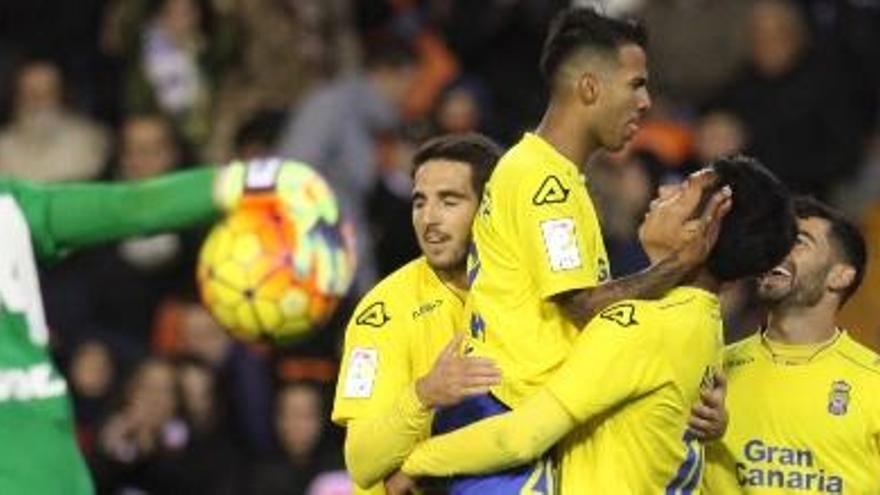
(703, 196), (879, 494)
(332, 133), (505, 494)
(398, 156), (797, 493)
(432, 7), (730, 493)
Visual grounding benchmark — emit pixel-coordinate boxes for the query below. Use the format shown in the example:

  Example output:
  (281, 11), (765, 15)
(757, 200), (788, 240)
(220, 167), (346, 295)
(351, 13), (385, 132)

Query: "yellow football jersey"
(467, 132), (609, 408)
(546, 287), (723, 493)
(332, 257), (466, 494)
(703, 331), (880, 494)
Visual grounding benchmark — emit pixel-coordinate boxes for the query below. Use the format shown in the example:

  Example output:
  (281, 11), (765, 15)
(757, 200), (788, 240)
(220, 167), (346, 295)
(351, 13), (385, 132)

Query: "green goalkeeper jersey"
(0, 168), (219, 494)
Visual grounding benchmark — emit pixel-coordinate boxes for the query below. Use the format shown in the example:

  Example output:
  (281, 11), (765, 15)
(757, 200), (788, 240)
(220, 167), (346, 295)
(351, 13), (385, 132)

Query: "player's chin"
(756, 283), (791, 303)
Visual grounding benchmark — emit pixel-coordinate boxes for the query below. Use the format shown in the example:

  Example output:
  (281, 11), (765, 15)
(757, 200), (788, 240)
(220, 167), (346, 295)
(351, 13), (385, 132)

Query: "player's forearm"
(554, 255), (682, 328)
(345, 385), (433, 488)
(48, 167), (219, 252)
(401, 389), (573, 477)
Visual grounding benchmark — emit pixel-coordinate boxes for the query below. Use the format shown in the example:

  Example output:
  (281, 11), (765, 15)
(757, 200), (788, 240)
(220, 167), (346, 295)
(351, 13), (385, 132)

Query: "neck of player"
(536, 102), (599, 170)
(437, 266), (468, 292)
(764, 296), (839, 345)
(683, 268), (721, 295)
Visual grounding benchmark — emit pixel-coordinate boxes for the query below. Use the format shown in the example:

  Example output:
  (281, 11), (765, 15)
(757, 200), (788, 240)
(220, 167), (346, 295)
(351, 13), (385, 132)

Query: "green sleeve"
(5, 167), (220, 262)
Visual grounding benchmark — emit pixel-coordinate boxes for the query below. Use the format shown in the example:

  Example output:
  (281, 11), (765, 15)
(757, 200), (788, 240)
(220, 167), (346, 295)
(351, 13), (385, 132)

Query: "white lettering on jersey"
(344, 347), (379, 398)
(541, 217), (582, 271)
(0, 363), (67, 403)
(0, 195), (49, 346)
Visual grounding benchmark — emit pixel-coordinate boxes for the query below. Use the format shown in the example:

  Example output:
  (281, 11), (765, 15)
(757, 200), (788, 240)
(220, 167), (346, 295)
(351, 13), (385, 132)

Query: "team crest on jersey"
(533, 175), (569, 205)
(599, 303), (638, 328)
(356, 301), (390, 328)
(827, 380), (851, 416)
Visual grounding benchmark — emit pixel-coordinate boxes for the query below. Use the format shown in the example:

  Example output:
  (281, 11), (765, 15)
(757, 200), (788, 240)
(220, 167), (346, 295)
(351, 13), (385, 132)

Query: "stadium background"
(0, 0), (877, 493)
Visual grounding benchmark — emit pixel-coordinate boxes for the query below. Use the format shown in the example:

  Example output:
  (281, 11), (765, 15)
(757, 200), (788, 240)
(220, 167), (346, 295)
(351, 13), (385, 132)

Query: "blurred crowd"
(0, 0), (877, 493)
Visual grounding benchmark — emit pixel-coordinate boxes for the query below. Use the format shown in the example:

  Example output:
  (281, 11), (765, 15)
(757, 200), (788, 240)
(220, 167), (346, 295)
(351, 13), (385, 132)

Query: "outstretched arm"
(554, 187), (731, 328)
(401, 388), (574, 477)
(10, 168), (220, 261)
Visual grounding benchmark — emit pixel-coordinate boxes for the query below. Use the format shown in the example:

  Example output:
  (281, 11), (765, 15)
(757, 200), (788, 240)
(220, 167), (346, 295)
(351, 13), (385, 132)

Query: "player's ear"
(827, 263), (855, 294)
(576, 71), (600, 105)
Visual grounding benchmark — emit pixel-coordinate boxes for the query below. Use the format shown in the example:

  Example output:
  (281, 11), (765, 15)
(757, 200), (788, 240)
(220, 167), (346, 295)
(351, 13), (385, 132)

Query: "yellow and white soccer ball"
(198, 159), (356, 343)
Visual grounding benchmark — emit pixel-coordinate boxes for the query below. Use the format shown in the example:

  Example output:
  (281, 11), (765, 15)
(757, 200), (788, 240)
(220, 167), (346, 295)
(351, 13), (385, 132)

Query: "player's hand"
(688, 372), (728, 442)
(385, 470), (417, 495)
(415, 333), (501, 408)
(673, 186), (733, 272)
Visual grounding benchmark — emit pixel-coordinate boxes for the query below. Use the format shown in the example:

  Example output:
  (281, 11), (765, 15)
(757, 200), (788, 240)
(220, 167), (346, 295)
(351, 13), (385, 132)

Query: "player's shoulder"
(349, 258), (430, 330)
(723, 332), (763, 362)
(494, 134), (575, 188)
(832, 331), (880, 379)
(593, 299), (653, 331)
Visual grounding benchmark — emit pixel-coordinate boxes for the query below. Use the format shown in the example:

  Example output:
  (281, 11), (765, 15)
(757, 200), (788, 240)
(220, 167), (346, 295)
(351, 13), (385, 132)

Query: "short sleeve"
(514, 170), (605, 299)
(546, 301), (661, 422)
(332, 296), (411, 425)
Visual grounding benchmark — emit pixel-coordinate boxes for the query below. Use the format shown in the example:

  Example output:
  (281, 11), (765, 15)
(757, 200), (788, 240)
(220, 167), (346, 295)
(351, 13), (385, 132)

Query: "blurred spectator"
(431, 0), (567, 144)
(587, 154), (653, 278)
(207, 0), (359, 161)
(247, 382), (344, 495)
(68, 340), (118, 457)
(92, 357), (192, 493)
(0, 60), (109, 181)
(693, 110), (747, 163)
(175, 357), (244, 495)
(124, 0), (232, 153)
(173, 301), (275, 457)
(432, 79), (488, 135)
(368, 129), (422, 277)
(716, 0), (863, 198)
(638, 0), (753, 107)
(276, 40), (418, 293)
(51, 114), (202, 359)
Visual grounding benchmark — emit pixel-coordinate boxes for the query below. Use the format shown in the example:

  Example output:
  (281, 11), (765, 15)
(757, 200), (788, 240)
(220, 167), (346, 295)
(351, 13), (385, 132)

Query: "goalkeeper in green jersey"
(0, 161), (280, 494)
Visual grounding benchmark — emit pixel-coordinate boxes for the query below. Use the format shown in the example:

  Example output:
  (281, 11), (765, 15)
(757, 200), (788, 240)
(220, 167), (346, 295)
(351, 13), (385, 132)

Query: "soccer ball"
(197, 161), (356, 343)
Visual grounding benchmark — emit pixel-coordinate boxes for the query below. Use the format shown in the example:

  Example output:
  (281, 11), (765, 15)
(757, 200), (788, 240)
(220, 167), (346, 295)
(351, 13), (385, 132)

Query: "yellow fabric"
(548, 287), (723, 493)
(331, 257), (465, 492)
(403, 287), (721, 494)
(401, 388), (574, 477)
(467, 132), (609, 408)
(703, 331), (880, 494)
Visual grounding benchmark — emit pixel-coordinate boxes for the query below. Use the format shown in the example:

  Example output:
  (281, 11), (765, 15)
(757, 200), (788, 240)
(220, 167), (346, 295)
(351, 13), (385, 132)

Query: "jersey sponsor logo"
(725, 356), (755, 370)
(736, 439), (843, 493)
(355, 301), (390, 328)
(532, 175), (569, 205)
(540, 218), (582, 271)
(343, 347), (379, 398)
(412, 299), (443, 319)
(599, 303), (638, 328)
(0, 363), (67, 403)
(827, 380), (851, 416)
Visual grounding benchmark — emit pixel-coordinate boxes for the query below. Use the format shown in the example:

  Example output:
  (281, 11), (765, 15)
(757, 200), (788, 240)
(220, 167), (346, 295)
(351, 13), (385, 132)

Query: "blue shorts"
(431, 394), (554, 495)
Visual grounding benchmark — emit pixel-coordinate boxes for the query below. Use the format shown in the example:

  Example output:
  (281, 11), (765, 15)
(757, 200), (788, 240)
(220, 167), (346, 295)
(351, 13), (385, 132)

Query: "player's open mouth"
(424, 232), (450, 244)
(759, 265), (794, 285)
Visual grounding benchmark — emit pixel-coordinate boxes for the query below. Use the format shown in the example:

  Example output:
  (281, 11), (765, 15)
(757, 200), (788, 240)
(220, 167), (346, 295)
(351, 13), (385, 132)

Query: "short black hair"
(540, 7), (647, 85)
(412, 133), (503, 199)
(703, 155), (797, 282)
(793, 196), (867, 304)
(364, 37), (417, 71)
